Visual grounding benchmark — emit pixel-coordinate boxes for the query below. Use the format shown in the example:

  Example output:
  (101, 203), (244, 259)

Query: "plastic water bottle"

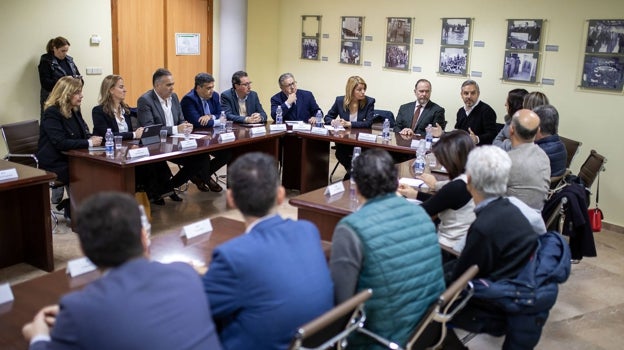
(425, 124), (433, 150)
(382, 118), (390, 140)
(220, 111), (226, 131)
(315, 110), (324, 128)
(105, 128), (114, 156)
(276, 106), (283, 124)
(138, 205), (151, 247)
(350, 147), (362, 186)
(413, 141), (426, 175)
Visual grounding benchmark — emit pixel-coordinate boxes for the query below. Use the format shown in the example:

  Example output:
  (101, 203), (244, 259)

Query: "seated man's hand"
(431, 123), (443, 137)
(247, 113), (262, 123)
(399, 128), (414, 136)
(198, 115), (212, 127)
(468, 128), (479, 144)
(177, 123), (193, 133)
(22, 305), (59, 341)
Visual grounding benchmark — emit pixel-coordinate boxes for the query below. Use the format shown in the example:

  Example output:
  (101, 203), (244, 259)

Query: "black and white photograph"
(581, 55), (624, 91)
(441, 18), (471, 46)
(386, 17), (411, 44)
(439, 47), (468, 75)
(506, 19), (543, 51)
(341, 16), (363, 40)
(301, 38), (319, 60)
(340, 40), (361, 65)
(585, 20), (624, 54)
(502, 51), (539, 83)
(384, 44), (409, 70)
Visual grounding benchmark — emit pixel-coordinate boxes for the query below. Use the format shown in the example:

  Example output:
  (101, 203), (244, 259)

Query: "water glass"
(114, 136), (122, 149)
(427, 153), (437, 168)
(226, 121), (234, 132)
(159, 129), (168, 143)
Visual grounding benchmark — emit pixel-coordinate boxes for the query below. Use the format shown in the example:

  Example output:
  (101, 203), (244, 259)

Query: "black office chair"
(559, 136), (582, 169)
(577, 149), (606, 189)
(371, 109), (396, 130)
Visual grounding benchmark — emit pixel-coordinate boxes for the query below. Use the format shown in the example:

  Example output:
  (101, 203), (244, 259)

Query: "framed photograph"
(581, 55), (624, 91)
(341, 16), (363, 40)
(302, 15), (321, 38)
(386, 17), (411, 44)
(384, 44), (409, 70)
(506, 20), (543, 51)
(439, 47), (468, 75)
(301, 38), (319, 60)
(340, 40), (361, 65)
(502, 51), (539, 83)
(441, 18), (471, 46)
(585, 20), (624, 54)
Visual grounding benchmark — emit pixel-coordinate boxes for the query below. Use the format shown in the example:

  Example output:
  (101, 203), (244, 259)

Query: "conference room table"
(0, 216), (245, 349)
(0, 160), (56, 272)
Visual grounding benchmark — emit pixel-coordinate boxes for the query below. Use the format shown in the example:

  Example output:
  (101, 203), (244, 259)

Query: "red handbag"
(588, 174), (603, 232)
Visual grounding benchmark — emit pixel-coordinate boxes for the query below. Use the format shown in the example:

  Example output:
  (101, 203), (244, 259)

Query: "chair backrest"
(289, 289), (372, 350)
(0, 119), (40, 167)
(559, 136), (582, 169)
(577, 149), (606, 189)
(371, 109), (396, 130)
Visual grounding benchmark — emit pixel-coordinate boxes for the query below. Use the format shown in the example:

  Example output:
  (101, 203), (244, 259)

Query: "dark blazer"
(202, 215), (334, 350)
(92, 105), (135, 140)
(220, 88), (267, 123)
(454, 101), (498, 145)
(324, 96), (376, 128)
(394, 100), (446, 135)
(38, 53), (80, 107)
(137, 90), (185, 135)
(180, 88), (222, 128)
(31, 259), (222, 350)
(269, 89), (321, 123)
(37, 106), (91, 184)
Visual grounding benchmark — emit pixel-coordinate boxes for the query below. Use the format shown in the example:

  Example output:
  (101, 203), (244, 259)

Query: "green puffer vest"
(341, 194), (445, 348)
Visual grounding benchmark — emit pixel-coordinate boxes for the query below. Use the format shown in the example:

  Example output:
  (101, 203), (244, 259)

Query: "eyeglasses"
(237, 82), (252, 87)
(282, 81), (297, 88)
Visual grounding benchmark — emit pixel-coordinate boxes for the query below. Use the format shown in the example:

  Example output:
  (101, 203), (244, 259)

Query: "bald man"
(506, 109), (551, 211)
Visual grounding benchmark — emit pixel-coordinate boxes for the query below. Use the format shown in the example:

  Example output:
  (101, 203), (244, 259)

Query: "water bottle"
(276, 105), (283, 124)
(413, 141), (426, 175)
(425, 124), (433, 150)
(138, 205), (151, 247)
(220, 111), (226, 131)
(382, 118), (390, 140)
(105, 128), (114, 156)
(350, 147), (362, 186)
(315, 110), (324, 128)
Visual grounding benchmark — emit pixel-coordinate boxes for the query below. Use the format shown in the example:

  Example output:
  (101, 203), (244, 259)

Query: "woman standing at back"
(38, 37), (81, 113)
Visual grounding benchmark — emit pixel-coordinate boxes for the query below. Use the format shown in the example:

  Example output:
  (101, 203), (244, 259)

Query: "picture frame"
(581, 55), (624, 91)
(301, 15), (321, 61)
(502, 51), (539, 83)
(386, 17), (411, 44)
(340, 40), (361, 65)
(341, 16), (363, 40)
(384, 44), (410, 70)
(301, 38), (319, 60)
(441, 18), (471, 46)
(505, 19), (543, 51)
(439, 46), (468, 76)
(585, 20), (624, 54)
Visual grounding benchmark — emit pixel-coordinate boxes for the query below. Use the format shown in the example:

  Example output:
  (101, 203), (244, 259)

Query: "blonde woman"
(92, 75), (143, 140)
(325, 76), (376, 180)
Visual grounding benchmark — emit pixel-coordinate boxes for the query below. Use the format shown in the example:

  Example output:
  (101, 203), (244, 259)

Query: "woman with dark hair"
(325, 76), (376, 180)
(493, 88), (529, 150)
(38, 37), (81, 112)
(398, 130), (475, 253)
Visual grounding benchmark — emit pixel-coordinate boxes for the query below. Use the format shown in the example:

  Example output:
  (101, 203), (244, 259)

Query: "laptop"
(140, 124), (164, 146)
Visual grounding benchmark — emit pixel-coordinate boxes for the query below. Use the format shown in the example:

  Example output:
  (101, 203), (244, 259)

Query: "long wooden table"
(0, 160), (56, 272)
(0, 216), (245, 349)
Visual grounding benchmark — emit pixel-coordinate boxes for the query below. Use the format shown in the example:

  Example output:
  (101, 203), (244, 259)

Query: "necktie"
(203, 99), (211, 115)
(411, 105), (422, 130)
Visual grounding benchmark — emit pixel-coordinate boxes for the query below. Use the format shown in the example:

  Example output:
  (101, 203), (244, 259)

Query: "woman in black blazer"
(325, 76), (376, 180)
(92, 75), (144, 140)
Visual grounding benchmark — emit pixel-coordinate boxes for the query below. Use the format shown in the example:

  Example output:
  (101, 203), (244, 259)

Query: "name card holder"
(311, 126), (329, 135)
(66, 257), (97, 278)
(0, 283), (14, 305)
(219, 132), (236, 142)
(127, 147), (150, 158)
(357, 133), (377, 143)
(250, 126), (267, 135)
(179, 139), (198, 149)
(292, 123), (311, 132)
(181, 218), (213, 239)
(269, 124), (287, 132)
(324, 182), (345, 196)
(0, 168), (19, 181)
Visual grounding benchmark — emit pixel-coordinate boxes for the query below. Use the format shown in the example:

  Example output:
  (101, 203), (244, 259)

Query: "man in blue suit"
(22, 192), (222, 350)
(202, 152), (333, 350)
(270, 72), (322, 123)
(220, 70), (268, 123)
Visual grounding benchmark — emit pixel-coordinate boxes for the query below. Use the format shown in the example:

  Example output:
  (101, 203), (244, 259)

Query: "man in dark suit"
(452, 80), (498, 145)
(202, 152), (333, 350)
(137, 68), (220, 196)
(270, 72), (322, 123)
(220, 70), (268, 123)
(22, 192), (222, 350)
(394, 79), (446, 136)
(180, 72), (231, 191)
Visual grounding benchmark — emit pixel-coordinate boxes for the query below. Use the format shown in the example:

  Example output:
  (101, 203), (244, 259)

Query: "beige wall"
(247, 0), (624, 227)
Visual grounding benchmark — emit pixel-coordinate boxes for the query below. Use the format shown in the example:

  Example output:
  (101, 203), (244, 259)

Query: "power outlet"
(85, 67), (103, 75)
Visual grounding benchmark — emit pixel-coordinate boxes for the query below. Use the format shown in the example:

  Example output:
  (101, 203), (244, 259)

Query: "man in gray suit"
(394, 79), (446, 136)
(137, 68), (218, 199)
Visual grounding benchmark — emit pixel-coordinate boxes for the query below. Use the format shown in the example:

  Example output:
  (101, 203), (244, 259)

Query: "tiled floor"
(1, 160), (623, 349)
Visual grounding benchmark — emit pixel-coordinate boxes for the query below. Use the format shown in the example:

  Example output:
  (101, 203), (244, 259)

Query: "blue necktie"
(203, 99), (211, 115)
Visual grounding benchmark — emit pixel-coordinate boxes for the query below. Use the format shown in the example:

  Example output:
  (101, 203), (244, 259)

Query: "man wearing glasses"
(220, 70), (267, 124)
(269, 73), (322, 123)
